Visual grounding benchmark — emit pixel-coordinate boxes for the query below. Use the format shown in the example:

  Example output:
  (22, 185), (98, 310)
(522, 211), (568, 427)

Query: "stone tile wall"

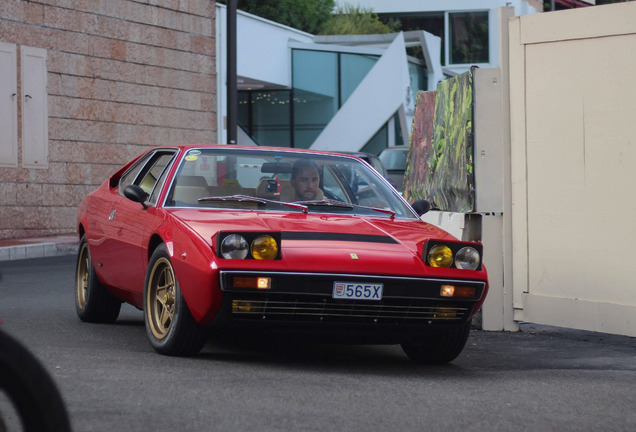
(0, 0), (217, 239)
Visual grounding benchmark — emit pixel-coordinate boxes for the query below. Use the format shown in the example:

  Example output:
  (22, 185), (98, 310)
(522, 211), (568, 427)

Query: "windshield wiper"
(293, 199), (354, 209)
(198, 195), (309, 212)
(294, 199), (396, 219)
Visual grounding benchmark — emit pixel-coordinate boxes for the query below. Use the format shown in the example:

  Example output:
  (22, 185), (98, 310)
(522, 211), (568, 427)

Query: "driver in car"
(290, 159), (325, 201)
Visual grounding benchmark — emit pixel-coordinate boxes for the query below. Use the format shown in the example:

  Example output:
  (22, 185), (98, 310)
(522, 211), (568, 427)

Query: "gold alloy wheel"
(146, 257), (176, 340)
(76, 243), (89, 309)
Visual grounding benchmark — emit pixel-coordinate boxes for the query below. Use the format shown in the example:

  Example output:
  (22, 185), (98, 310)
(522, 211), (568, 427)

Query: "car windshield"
(379, 148), (408, 171)
(163, 147), (416, 219)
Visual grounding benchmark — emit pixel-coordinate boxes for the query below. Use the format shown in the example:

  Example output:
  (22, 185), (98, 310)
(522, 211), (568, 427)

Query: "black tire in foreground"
(144, 244), (207, 356)
(0, 329), (71, 432)
(75, 235), (122, 323)
(401, 320), (472, 364)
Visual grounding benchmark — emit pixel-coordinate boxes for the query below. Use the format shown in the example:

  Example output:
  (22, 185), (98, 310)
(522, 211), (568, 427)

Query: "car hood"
(168, 209), (460, 276)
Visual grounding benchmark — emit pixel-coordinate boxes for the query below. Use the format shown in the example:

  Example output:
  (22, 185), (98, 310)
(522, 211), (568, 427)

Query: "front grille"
(230, 293), (470, 324)
(221, 271), (484, 326)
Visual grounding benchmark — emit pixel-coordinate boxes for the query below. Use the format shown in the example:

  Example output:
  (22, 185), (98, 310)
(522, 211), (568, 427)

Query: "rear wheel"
(401, 320), (472, 364)
(75, 235), (121, 323)
(144, 244), (207, 356)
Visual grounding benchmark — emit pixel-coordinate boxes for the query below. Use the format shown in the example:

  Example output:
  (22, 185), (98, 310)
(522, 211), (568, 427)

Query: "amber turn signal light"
(233, 276), (271, 289)
(440, 285), (476, 298)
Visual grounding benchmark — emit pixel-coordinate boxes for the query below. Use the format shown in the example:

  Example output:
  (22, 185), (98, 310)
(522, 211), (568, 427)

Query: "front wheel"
(401, 320), (472, 364)
(0, 329), (71, 432)
(144, 244), (207, 356)
(75, 235), (121, 323)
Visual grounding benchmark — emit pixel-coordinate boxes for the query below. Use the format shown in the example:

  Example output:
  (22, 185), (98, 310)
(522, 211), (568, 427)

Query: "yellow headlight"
(251, 235), (279, 260)
(428, 245), (453, 268)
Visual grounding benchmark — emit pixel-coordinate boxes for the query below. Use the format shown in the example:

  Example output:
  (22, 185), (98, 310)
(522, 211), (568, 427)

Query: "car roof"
(379, 146), (409, 152)
(156, 144), (370, 158)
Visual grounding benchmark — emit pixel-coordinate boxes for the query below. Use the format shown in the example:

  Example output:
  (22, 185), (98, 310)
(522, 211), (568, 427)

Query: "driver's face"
(291, 167), (320, 200)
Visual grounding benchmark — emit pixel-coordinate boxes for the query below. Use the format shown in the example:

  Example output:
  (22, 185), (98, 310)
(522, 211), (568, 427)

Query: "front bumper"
(207, 271), (486, 343)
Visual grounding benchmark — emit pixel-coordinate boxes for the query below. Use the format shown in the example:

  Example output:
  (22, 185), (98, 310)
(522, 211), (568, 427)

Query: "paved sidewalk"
(0, 235), (78, 261)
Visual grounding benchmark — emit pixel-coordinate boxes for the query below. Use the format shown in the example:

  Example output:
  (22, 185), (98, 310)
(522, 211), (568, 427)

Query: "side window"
(119, 151), (176, 204)
(148, 154), (175, 204)
(323, 166), (350, 203)
(138, 153), (175, 198)
(119, 154), (152, 193)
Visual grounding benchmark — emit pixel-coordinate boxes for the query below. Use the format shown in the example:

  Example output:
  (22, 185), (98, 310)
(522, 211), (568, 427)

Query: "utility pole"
(227, 0), (238, 144)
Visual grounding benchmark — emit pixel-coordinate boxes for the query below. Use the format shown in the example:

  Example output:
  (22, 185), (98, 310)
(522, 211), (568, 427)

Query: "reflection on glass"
(450, 12), (489, 65)
(340, 54), (378, 104)
(293, 50), (338, 149)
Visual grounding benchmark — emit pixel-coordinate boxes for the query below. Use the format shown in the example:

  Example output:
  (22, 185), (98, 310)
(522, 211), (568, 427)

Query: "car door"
(105, 150), (177, 297)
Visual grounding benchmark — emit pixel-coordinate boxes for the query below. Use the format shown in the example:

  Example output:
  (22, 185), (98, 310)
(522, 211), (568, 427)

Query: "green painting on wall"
(405, 69), (474, 212)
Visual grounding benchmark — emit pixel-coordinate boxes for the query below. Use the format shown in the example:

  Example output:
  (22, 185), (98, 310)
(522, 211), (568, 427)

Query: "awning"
(554, 0), (594, 8)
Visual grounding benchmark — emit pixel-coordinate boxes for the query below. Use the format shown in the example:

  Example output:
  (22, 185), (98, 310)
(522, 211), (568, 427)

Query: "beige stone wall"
(0, 0), (216, 240)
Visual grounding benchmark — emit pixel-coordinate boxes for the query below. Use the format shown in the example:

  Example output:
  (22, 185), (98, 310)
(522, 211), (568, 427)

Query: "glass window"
(237, 91), (250, 132)
(149, 155), (175, 204)
(119, 151), (176, 201)
(292, 50), (338, 149)
(379, 147), (408, 171)
(119, 153), (151, 193)
(251, 90), (291, 147)
(408, 62), (426, 95)
(379, 13), (444, 64)
(138, 153), (176, 196)
(165, 147), (415, 219)
(361, 124), (388, 156)
(340, 53), (378, 105)
(449, 11), (489, 65)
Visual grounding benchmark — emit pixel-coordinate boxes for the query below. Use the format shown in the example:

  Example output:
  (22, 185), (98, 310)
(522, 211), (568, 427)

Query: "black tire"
(401, 320), (472, 364)
(0, 329), (71, 432)
(144, 244), (207, 356)
(75, 235), (121, 323)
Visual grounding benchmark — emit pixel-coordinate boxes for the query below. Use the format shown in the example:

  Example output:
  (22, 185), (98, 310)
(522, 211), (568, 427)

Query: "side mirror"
(411, 199), (431, 216)
(124, 185), (149, 209)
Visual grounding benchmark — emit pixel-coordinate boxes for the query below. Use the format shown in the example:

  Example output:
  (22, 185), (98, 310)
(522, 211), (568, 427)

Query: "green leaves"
(320, 4), (399, 35)
(235, 0), (335, 34)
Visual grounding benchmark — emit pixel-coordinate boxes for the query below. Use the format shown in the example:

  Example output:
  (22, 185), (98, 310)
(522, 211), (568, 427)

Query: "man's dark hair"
(291, 159), (320, 179)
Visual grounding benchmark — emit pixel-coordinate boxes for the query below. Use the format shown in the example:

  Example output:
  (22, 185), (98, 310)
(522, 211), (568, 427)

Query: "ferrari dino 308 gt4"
(75, 145), (488, 363)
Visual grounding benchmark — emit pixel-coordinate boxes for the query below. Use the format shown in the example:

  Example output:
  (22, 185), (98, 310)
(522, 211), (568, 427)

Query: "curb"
(0, 236), (78, 262)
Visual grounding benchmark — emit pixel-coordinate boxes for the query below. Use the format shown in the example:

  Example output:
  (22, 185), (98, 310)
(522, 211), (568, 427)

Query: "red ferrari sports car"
(75, 145), (488, 363)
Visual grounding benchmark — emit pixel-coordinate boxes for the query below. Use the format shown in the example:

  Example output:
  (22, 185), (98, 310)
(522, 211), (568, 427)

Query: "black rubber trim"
(282, 231), (398, 244)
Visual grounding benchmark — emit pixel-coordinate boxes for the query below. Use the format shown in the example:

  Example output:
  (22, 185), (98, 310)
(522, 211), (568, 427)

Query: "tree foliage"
(233, 0), (335, 34)
(320, 4), (400, 35)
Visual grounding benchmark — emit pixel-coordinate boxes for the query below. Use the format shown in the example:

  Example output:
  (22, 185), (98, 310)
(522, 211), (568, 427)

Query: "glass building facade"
(238, 49), (426, 151)
(377, 11), (489, 67)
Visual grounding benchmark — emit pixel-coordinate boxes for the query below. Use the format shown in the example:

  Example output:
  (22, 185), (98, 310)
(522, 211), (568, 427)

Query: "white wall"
(236, 10), (313, 88)
(216, 4), (313, 144)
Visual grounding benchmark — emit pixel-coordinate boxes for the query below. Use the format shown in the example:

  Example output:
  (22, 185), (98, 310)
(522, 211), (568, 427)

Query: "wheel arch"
(147, 220), (175, 261)
(147, 234), (165, 262)
(145, 222), (220, 326)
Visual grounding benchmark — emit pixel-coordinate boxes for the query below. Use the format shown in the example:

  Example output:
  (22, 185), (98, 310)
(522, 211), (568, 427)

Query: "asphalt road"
(1, 256), (635, 431)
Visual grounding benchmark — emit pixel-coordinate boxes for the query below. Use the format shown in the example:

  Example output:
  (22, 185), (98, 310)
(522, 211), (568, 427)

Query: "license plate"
(332, 281), (383, 300)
